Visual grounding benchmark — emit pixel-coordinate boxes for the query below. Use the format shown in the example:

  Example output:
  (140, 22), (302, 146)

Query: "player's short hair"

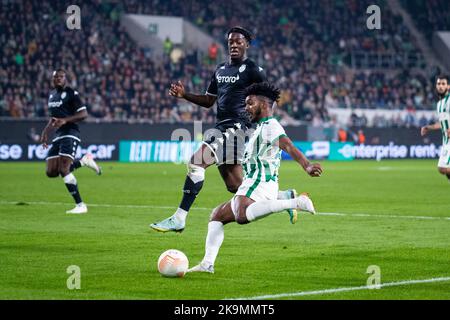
(52, 68), (66, 76)
(436, 74), (449, 83)
(245, 82), (281, 103)
(227, 26), (253, 43)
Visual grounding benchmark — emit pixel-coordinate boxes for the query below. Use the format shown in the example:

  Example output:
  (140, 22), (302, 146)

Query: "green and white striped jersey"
(242, 117), (287, 183)
(437, 93), (450, 145)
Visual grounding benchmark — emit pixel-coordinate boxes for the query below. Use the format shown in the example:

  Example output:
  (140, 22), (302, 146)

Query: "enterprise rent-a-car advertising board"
(118, 141), (441, 163)
(0, 143), (118, 161)
(1, 141), (440, 162)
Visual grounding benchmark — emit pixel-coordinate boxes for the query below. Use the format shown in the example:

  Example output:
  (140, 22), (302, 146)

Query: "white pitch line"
(0, 200), (449, 221)
(227, 276), (450, 300)
(0, 200), (187, 210)
(318, 212), (450, 221)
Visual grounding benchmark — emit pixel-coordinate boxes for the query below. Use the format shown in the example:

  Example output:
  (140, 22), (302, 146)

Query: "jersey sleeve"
(71, 89), (86, 113)
(205, 70), (218, 96)
(263, 120), (287, 145)
(250, 65), (267, 83)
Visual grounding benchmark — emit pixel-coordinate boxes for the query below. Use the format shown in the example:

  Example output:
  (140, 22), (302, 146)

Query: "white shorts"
(438, 144), (450, 169)
(231, 178), (279, 217)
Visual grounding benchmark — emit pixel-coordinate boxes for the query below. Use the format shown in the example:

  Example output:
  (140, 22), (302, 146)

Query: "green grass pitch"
(0, 160), (449, 300)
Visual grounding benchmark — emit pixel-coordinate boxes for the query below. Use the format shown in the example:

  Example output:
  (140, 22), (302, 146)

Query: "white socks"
(202, 221), (224, 266)
(173, 208), (188, 222)
(277, 190), (290, 200)
(245, 199), (297, 222)
(200, 199), (300, 267)
(63, 173), (77, 185)
(172, 164), (205, 223)
(188, 164), (205, 184)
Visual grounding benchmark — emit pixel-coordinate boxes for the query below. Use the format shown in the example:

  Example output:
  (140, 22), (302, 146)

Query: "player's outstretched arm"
(421, 123), (441, 136)
(51, 109), (88, 129)
(279, 136), (322, 177)
(168, 81), (216, 108)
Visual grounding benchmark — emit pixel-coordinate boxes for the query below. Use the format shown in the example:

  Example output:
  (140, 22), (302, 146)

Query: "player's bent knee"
(235, 207), (249, 225)
(46, 170), (59, 178)
(59, 169), (70, 177)
(58, 162), (72, 177)
(209, 207), (219, 221)
(189, 150), (212, 168)
(226, 184), (240, 194)
(235, 215), (249, 225)
(438, 167), (447, 175)
(188, 163), (206, 174)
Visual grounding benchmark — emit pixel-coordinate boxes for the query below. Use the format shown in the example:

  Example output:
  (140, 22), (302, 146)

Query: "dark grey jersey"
(206, 58), (266, 126)
(47, 87), (86, 141)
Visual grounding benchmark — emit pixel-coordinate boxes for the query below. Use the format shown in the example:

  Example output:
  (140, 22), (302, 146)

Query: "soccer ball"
(157, 249), (189, 277)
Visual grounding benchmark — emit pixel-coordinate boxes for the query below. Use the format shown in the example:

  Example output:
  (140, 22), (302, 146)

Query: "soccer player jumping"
(421, 74), (450, 182)
(188, 82), (323, 273)
(150, 27), (298, 233)
(40, 69), (101, 214)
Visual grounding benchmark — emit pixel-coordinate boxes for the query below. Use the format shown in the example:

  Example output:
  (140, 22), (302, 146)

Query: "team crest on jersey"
(61, 92), (66, 99)
(239, 64), (246, 73)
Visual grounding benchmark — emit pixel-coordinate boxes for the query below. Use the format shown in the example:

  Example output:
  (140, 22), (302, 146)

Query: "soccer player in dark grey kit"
(40, 69), (101, 214)
(150, 27), (297, 232)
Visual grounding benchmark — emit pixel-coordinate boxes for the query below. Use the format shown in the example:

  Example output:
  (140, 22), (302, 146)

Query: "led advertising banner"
(119, 141), (441, 163)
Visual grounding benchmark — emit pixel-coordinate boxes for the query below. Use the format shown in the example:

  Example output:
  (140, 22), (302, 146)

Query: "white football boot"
(80, 153), (102, 175)
(187, 262), (214, 274)
(296, 193), (316, 214)
(66, 203), (88, 214)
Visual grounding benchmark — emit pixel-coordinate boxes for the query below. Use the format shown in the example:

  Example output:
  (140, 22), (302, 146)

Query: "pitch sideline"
(0, 200), (449, 220)
(226, 276), (450, 300)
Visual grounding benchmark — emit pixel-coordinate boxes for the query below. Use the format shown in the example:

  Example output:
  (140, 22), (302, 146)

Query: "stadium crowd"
(0, 0), (444, 127)
(400, 0), (450, 42)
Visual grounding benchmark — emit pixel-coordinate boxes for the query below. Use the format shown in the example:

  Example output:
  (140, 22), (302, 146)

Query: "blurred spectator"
(163, 36), (173, 56)
(338, 128), (348, 142)
(170, 47), (184, 64)
(208, 42), (219, 64)
(27, 127), (40, 142)
(357, 130), (366, 144)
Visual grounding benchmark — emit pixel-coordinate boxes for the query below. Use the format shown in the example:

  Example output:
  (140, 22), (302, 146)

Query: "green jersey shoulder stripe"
(257, 133), (287, 156)
(271, 133), (287, 145)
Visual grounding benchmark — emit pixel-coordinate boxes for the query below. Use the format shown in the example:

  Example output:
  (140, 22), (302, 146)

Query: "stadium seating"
(0, 0), (442, 126)
(400, 0), (450, 41)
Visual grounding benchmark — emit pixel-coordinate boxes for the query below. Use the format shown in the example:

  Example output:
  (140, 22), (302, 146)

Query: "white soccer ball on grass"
(157, 249), (189, 277)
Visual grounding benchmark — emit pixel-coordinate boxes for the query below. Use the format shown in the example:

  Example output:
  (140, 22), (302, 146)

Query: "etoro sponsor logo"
(48, 100), (63, 108)
(217, 74), (240, 83)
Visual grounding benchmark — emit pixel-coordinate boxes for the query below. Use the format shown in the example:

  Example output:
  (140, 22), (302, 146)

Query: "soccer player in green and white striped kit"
(188, 82), (323, 273)
(421, 75), (450, 182)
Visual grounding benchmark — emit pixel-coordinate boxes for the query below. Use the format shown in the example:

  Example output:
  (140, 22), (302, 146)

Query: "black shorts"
(203, 120), (251, 166)
(46, 137), (80, 160)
